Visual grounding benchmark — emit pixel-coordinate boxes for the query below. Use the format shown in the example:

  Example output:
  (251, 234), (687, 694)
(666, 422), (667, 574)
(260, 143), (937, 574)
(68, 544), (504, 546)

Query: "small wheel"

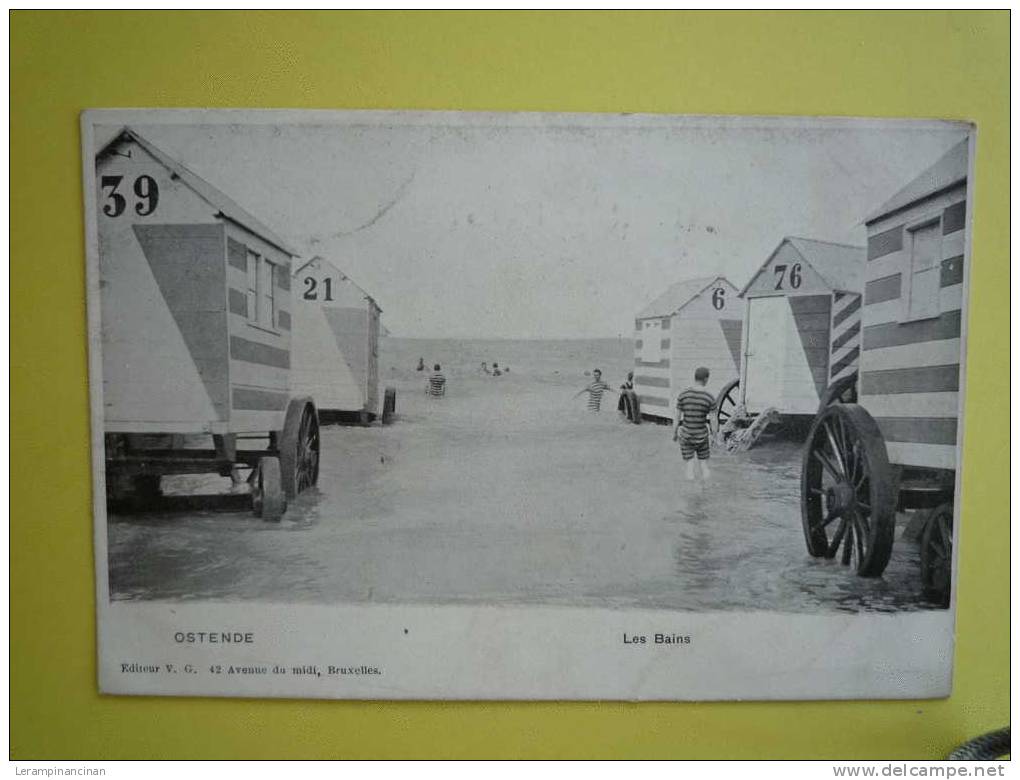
(252, 456), (286, 521)
(818, 372), (859, 414)
(715, 378), (739, 429)
(920, 502), (953, 608)
(382, 386), (397, 425)
(280, 399), (320, 499)
(801, 403), (896, 576)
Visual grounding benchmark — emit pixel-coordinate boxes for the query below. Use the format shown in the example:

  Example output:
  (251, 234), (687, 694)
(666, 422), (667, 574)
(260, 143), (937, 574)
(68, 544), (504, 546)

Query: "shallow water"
(107, 339), (939, 613)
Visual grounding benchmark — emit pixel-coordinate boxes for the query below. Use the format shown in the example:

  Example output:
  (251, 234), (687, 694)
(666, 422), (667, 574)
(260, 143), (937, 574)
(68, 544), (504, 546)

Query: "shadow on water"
(109, 493), (253, 520)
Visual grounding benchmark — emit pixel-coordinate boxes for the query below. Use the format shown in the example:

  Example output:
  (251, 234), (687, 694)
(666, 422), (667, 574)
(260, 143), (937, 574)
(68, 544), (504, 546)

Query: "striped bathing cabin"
(860, 138), (970, 472)
(291, 256), (382, 420)
(97, 127), (298, 437)
(632, 276), (742, 423)
(738, 237), (864, 416)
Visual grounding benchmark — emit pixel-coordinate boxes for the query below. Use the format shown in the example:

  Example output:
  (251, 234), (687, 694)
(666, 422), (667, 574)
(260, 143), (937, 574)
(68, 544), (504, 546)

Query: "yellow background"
(10, 11), (1009, 759)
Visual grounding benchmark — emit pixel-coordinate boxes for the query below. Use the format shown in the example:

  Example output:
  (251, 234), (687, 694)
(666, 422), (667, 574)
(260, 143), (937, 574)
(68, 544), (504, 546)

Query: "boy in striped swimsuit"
(673, 366), (717, 481)
(575, 369), (614, 412)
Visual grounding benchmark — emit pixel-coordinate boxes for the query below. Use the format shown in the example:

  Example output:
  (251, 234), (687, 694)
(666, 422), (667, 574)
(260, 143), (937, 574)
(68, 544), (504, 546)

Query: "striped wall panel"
(861, 191), (967, 472)
(862, 309), (961, 350)
(633, 315), (743, 419)
(860, 364), (960, 395)
(634, 375), (670, 388)
(228, 288), (247, 316)
(638, 395), (670, 408)
(941, 256), (964, 287)
(885, 442), (956, 471)
(868, 226), (903, 260)
(942, 201), (966, 234)
(227, 237), (247, 270)
(874, 416), (957, 446)
(830, 293), (861, 382)
(232, 386), (290, 411)
(865, 274), (901, 305)
(230, 335), (290, 369)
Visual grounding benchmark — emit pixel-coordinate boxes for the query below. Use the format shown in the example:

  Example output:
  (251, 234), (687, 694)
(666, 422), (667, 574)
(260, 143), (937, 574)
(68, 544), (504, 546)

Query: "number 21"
(303, 277), (334, 301)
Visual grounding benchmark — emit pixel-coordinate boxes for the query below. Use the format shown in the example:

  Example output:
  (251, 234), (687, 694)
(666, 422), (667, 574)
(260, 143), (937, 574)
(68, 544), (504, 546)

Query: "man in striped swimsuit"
(673, 366), (717, 481)
(575, 368), (614, 412)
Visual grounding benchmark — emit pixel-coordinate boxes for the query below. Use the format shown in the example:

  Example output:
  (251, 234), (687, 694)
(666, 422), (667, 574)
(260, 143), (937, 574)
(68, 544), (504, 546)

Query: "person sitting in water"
(480, 362), (491, 375)
(416, 357), (425, 372)
(491, 362), (502, 376)
(426, 364), (446, 397)
(574, 368), (615, 412)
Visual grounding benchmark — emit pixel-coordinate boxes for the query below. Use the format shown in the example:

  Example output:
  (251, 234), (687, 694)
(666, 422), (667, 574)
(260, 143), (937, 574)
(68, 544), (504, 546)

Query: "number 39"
(101, 174), (160, 218)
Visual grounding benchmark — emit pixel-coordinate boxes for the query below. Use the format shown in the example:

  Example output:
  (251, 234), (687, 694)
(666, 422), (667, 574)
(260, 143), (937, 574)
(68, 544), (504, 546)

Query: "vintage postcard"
(83, 110), (973, 700)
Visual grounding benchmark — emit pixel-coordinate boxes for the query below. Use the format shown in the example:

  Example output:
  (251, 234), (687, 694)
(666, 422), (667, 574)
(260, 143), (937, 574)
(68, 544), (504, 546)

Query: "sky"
(97, 114), (969, 339)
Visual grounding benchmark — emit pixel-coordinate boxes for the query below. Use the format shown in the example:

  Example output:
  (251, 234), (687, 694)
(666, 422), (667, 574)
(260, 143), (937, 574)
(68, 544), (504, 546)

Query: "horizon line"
(384, 334), (634, 341)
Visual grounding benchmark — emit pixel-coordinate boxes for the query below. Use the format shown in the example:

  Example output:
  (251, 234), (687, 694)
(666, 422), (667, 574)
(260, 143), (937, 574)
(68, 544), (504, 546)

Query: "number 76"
(773, 262), (802, 290)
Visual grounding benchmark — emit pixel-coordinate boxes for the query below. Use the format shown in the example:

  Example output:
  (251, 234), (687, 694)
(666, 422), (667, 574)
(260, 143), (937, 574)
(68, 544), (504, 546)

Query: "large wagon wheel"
(252, 456), (286, 521)
(715, 378), (740, 429)
(801, 403), (896, 577)
(280, 398), (320, 499)
(920, 502), (953, 608)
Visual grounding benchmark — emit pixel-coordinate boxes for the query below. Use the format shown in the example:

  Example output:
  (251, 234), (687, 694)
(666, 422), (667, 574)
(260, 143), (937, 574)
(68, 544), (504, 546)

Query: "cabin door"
(743, 297), (787, 413)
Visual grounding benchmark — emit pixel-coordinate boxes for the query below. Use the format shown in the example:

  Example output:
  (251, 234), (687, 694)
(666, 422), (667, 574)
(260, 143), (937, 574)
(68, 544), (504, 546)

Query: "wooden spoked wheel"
(252, 456), (286, 521)
(715, 378), (739, 429)
(920, 502), (953, 608)
(280, 398), (320, 499)
(801, 403), (896, 577)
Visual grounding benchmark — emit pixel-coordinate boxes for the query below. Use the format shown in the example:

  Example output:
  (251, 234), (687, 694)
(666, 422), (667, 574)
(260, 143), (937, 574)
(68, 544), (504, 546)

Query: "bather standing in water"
(574, 368), (615, 412)
(673, 366), (717, 482)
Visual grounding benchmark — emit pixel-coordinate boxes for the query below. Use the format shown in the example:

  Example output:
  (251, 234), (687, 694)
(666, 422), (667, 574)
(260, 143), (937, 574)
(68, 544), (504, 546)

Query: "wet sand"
(108, 359), (937, 612)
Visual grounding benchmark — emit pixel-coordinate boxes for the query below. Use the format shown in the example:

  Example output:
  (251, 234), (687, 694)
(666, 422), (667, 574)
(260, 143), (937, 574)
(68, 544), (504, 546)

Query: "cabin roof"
(292, 255), (382, 312)
(739, 237), (865, 297)
(98, 127), (299, 256)
(865, 138), (969, 224)
(636, 276), (731, 320)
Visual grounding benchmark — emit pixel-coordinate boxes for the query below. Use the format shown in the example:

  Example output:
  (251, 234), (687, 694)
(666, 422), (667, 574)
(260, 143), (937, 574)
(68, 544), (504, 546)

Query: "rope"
(947, 728), (1010, 760)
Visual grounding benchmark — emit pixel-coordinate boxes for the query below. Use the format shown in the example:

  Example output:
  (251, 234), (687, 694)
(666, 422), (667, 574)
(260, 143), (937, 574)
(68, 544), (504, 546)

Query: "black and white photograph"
(83, 110), (973, 700)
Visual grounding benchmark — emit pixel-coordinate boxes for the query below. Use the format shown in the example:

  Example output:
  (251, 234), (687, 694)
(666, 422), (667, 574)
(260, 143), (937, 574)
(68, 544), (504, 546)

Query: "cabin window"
(259, 258), (276, 328)
(905, 219), (941, 321)
(245, 251), (259, 322)
(245, 250), (277, 329)
(641, 320), (661, 363)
